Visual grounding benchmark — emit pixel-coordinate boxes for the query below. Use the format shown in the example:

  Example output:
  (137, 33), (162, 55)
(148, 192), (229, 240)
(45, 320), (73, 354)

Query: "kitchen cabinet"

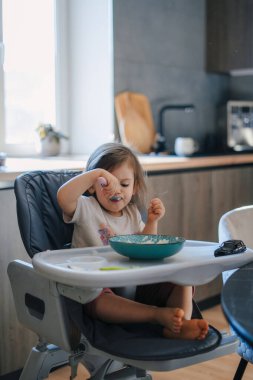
(147, 165), (253, 302)
(206, 0), (253, 73)
(0, 189), (37, 376)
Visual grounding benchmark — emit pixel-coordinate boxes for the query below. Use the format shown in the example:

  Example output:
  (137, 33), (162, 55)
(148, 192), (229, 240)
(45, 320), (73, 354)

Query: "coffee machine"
(226, 101), (253, 151)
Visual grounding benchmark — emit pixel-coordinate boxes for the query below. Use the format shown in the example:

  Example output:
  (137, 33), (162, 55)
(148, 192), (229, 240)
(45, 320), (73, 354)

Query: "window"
(0, 0), (58, 155)
(0, 0), (114, 157)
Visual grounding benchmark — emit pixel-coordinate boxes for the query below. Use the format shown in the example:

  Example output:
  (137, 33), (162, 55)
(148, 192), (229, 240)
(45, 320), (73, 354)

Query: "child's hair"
(86, 142), (147, 210)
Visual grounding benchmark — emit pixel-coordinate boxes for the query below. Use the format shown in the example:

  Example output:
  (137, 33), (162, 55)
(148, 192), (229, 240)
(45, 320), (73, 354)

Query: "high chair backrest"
(14, 170), (81, 257)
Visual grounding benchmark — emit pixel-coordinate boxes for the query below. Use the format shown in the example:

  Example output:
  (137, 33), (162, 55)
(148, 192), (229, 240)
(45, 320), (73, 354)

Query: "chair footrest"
(159, 332), (238, 372)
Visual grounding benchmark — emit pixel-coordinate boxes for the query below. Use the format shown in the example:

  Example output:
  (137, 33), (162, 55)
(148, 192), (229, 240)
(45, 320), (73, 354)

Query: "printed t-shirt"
(64, 195), (145, 247)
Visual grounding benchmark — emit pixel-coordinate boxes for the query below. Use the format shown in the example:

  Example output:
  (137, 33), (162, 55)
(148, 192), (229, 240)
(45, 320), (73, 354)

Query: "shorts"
(135, 282), (176, 307)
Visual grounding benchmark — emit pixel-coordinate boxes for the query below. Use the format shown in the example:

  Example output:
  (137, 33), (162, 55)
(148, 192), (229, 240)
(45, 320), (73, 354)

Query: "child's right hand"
(98, 177), (108, 187)
(96, 171), (120, 198)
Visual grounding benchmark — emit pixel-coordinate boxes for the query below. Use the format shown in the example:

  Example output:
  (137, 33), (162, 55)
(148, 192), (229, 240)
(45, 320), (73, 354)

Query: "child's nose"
(115, 184), (121, 194)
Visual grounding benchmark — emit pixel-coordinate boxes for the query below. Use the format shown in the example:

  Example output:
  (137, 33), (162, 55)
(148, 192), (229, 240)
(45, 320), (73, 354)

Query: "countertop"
(1, 153), (253, 183)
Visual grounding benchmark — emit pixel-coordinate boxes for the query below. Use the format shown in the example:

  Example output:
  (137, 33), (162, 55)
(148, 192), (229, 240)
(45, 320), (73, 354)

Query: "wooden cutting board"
(115, 92), (156, 154)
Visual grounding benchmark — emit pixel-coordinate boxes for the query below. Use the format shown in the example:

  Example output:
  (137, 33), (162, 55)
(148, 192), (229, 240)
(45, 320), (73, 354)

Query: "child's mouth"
(110, 195), (122, 202)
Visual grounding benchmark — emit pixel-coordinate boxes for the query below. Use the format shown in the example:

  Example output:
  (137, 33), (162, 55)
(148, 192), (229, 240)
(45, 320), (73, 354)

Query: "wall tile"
(113, 0), (230, 153)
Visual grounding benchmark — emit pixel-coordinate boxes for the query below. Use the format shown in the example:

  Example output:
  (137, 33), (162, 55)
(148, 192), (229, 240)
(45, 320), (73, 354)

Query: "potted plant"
(36, 124), (68, 156)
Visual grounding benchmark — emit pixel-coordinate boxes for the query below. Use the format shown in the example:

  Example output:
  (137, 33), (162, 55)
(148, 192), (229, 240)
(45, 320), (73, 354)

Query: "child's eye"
(121, 183), (129, 187)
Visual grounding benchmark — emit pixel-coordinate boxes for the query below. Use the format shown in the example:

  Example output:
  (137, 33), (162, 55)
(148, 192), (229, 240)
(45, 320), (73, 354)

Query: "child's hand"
(97, 171), (120, 198)
(147, 198), (165, 222)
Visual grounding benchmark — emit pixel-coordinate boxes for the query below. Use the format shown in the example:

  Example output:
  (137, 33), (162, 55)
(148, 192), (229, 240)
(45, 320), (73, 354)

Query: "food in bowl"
(109, 234), (185, 260)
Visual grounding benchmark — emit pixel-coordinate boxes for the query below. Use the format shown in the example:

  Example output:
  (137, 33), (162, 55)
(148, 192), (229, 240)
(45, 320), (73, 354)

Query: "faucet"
(158, 104), (195, 138)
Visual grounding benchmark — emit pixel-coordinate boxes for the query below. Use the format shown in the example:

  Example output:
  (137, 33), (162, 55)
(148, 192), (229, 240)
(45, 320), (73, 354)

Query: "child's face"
(96, 161), (136, 216)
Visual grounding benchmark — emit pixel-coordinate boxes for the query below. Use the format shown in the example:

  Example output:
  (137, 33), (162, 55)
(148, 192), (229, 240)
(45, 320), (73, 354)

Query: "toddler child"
(57, 142), (208, 340)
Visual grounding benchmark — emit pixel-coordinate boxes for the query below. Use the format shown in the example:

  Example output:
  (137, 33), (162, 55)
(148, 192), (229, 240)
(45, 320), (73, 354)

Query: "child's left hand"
(147, 198), (165, 222)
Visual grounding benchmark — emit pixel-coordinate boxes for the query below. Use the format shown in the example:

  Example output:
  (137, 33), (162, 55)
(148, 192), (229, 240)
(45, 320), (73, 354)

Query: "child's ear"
(132, 183), (138, 195)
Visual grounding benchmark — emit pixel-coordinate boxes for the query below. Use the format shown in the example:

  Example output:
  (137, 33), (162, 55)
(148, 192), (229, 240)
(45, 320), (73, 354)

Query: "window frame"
(0, 0), (5, 152)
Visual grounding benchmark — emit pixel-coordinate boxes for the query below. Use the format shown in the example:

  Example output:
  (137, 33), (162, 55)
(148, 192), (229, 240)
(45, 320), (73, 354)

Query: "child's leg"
(86, 291), (184, 333)
(165, 284), (208, 340)
(166, 285), (193, 320)
(136, 283), (193, 319)
(135, 283), (209, 340)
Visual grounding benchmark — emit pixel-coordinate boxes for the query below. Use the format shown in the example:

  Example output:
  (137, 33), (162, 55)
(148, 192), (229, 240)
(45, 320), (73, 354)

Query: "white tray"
(32, 240), (253, 288)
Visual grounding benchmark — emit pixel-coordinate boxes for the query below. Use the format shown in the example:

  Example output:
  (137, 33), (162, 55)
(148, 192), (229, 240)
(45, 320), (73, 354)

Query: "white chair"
(219, 205), (253, 380)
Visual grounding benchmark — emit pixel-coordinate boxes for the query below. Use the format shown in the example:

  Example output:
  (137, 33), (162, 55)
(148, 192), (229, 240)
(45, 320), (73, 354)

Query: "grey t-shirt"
(64, 196), (145, 248)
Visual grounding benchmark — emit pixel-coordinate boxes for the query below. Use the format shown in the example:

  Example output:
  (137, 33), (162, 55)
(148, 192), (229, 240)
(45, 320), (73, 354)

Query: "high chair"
(8, 170), (239, 380)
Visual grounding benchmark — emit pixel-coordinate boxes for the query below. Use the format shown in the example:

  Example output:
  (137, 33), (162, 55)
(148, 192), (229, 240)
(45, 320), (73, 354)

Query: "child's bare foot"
(155, 307), (184, 333)
(163, 319), (209, 340)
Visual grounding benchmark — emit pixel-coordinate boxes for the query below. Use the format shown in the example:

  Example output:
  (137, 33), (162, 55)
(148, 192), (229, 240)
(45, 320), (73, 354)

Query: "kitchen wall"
(67, 0), (253, 155)
(113, 0), (230, 153)
(230, 76), (253, 100)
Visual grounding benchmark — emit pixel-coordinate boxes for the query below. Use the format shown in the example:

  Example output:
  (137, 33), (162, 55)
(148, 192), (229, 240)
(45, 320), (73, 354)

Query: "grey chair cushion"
(14, 170), (81, 257)
(67, 298), (221, 361)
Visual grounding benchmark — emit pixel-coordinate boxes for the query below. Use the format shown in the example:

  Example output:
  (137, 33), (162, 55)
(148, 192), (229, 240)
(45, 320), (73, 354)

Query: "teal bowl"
(109, 234), (185, 260)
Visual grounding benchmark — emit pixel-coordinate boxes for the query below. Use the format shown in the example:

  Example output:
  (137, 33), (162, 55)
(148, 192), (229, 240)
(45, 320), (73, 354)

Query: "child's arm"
(57, 169), (120, 217)
(141, 198), (165, 235)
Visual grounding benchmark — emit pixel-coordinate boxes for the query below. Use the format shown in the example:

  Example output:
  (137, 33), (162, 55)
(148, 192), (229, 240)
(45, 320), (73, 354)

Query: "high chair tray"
(32, 240), (253, 288)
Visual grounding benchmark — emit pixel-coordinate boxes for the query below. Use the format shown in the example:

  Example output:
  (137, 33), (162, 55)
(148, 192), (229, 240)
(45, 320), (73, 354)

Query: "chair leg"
(19, 344), (69, 380)
(89, 360), (152, 380)
(233, 358), (248, 380)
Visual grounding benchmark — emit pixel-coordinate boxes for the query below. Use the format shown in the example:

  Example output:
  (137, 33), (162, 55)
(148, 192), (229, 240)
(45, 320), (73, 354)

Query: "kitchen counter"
(1, 153), (253, 182)
(139, 153), (253, 172)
